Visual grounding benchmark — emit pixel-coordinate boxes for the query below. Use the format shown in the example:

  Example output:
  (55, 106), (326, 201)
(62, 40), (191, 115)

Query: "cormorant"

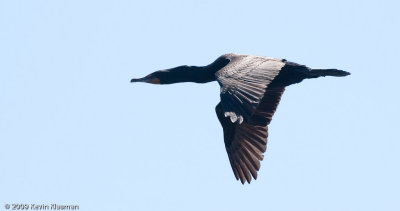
(131, 53), (350, 184)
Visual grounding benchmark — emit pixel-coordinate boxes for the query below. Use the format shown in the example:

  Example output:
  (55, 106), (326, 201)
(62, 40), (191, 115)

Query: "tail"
(308, 69), (350, 78)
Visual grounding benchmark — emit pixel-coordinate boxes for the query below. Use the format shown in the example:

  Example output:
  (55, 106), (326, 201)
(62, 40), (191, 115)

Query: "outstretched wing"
(216, 87), (285, 184)
(216, 54), (285, 124)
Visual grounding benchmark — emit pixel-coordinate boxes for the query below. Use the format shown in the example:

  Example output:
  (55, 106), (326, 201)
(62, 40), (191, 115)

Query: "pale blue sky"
(1, 0), (399, 210)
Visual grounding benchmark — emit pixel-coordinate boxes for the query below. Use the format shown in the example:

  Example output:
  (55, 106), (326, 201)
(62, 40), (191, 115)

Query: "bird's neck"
(186, 66), (217, 83)
(157, 66), (213, 84)
(158, 57), (230, 84)
(186, 56), (230, 83)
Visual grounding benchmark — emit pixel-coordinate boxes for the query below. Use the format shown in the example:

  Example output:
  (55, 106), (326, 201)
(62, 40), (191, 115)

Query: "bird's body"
(131, 53), (350, 184)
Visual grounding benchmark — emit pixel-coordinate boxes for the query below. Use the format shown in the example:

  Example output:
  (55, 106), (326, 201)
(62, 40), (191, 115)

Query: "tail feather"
(308, 69), (350, 78)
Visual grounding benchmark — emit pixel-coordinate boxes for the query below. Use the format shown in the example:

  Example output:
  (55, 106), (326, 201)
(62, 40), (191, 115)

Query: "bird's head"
(130, 72), (163, 84)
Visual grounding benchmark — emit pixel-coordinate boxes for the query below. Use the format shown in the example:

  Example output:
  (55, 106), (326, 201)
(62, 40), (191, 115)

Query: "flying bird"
(131, 53), (350, 184)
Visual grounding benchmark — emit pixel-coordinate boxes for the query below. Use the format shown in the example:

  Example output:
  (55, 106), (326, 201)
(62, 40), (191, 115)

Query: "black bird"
(131, 53), (350, 184)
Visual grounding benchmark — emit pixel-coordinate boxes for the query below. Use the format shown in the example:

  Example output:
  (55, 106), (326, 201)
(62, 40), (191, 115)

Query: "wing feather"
(215, 87), (285, 184)
(216, 54), (285, 124)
